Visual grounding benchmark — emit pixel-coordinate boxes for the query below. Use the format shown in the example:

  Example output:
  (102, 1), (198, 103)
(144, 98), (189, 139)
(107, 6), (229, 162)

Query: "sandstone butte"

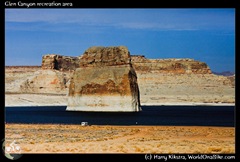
(66, 46), (141, 112)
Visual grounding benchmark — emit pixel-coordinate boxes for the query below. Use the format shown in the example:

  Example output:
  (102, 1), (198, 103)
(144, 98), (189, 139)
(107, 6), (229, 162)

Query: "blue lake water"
(5, 106), (234, 127)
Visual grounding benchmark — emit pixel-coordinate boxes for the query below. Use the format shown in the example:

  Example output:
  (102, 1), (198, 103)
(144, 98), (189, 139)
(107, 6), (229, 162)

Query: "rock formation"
(41, 54), (212, 74)
(42, 54), (80, 71)
(20, 70), (69, 94)
(66, 46), (141, 112)
(5, 47), (234, 106)
(131, 55), (211, 74)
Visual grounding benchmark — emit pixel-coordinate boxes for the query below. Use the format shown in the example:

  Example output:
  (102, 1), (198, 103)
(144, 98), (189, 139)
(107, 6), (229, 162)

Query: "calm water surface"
(5, 106), (234, 126)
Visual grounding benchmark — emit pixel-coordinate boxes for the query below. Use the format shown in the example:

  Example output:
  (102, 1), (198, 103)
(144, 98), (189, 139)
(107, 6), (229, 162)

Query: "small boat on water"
(81, 122), (88, 126)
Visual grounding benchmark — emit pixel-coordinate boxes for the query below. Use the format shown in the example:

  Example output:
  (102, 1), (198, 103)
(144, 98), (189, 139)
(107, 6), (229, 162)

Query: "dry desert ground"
(5, 124), (235, 154)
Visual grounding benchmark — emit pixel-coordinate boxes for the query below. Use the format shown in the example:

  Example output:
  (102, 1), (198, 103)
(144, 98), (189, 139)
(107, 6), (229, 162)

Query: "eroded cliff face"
(66, 46), (141, 112)
(20, 70), (69, 94)
(42, 54), (80, 71)
(41, 54), (212, 74)
(6, 48), (234, 106)
(131, 55), (211, 74)
(80, 46), (131, 67)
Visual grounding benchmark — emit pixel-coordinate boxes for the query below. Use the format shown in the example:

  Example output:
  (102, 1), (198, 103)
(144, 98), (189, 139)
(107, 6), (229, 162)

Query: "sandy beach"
(5, 124), (235, 154)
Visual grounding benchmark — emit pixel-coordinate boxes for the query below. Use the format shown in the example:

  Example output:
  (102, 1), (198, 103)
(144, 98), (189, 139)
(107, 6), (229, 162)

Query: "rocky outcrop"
(226, 75), (235, 87)
(41, 54), (212, 74)
(66, 46), (141, 112)
(137, 73), (235, 105)
(5, 58), (235, 106)
(5, 47), (233, 106)
(131, 55), (212, 74)
(20, 70), (69, 94)
(79, 46), (131, 67)
(42, 54), (80, 71)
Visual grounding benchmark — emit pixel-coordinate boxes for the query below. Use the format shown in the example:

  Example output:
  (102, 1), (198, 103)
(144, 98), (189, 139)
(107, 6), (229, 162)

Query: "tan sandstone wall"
(67, 46), (141, 112)
(131, 55), (211, 74)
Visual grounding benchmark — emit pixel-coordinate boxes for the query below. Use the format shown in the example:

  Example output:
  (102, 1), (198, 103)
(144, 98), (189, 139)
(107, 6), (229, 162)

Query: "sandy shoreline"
(141, 102), (235, 106)
(5, 103), (235, 107)
(5, 104), (235, 108)
(5, 94), (235, 107)
(5, 124), (235, 154)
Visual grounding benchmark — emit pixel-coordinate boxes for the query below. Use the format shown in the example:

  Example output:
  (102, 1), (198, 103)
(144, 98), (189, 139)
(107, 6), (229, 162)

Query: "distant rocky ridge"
(212, 71), (235, 76)
(42, 52), (211, 74)
(5, 46), (235, 106)
(42, 54), (212, 74)
(131, 55), (211, 74)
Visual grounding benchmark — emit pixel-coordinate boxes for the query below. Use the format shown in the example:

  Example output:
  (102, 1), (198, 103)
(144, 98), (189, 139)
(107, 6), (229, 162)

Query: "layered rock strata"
(42, 54), (80, 71)
(131, 55), (211, 74)
(41, 54), (212, 74)
(66, 46), (141, 112)
(5, 48), (234, 106)
(20, 70), (69, 94)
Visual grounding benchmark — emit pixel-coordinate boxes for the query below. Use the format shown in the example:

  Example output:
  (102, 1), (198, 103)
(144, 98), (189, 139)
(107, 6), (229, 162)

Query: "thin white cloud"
(5, 9), (234, 31)
(117, 22), (198, 31)
(5, 9), (114, 23)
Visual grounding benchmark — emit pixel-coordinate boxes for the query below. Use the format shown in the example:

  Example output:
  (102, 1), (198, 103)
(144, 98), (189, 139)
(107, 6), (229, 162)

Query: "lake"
(5, 106), (234, 127)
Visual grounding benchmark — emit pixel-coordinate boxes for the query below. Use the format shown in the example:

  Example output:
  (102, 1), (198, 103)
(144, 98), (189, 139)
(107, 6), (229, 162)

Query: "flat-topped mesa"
(66, 46), (141, 112)
(131, 56), (212, 74)
(42, 54), (80, 71)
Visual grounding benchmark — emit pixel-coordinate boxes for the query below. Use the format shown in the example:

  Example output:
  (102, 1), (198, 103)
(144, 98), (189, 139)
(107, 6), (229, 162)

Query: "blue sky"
(5, 9), (235, 72)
